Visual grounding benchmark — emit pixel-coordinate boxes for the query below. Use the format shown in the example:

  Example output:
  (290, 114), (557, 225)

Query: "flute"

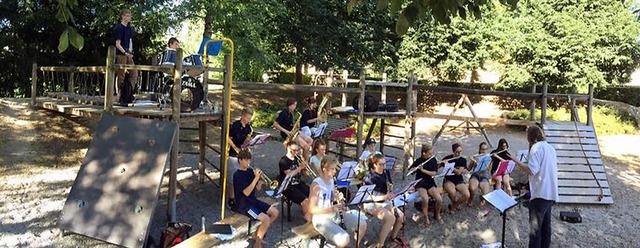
(439, 155), (462, 165)
(470, 148), (508, 158)
(406, 155), (435, 176)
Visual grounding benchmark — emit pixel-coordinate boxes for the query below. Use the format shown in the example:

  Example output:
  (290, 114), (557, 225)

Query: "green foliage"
(505, 106), (638, 135)
(252, 105), (283, 128)
(498, 0), (640, 91)
(595, 85), (640, 107)
(350, 0), (518, 35)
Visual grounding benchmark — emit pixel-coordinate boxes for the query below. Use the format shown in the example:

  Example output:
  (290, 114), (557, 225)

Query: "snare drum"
(183, 54), (204, 77)
(160, 49), (177, 65)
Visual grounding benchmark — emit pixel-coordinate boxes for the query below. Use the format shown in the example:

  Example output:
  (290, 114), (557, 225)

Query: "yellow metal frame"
(204, 38), (234, 219)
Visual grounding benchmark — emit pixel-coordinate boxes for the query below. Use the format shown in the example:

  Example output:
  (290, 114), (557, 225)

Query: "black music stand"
(389, 179), (421, 248)
(482, 189), (517, 248)
(276, 174), (294, 236)
(348, 184), (376, 248)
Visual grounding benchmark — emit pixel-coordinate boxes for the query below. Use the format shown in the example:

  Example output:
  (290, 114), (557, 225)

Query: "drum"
(160, 49), (177, 65)
(159, 76), (205, 112)
(182, 54), (202, 66)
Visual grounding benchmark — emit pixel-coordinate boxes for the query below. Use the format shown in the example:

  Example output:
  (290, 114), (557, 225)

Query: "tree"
(499, 0), (640, 91)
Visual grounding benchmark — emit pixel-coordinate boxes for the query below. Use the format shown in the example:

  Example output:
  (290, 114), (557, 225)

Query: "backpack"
(352, 94), (379, 112)
(118, 73), (135, 104)
(160, 222), (192, 248)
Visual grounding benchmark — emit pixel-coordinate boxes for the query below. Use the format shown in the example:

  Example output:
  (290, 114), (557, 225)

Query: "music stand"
(328, 127), (355, 140)
(389, 179), (421, 248)
(275, 173), (294, 236)
(482, 189), (517, 248)
(241, 134), (270, 148)
(385, 156), (397, 172)
(433, 162), (455, 178)
(348, 184), (376, 248)
(337, 161), (358, 181)
(492, 160), (515, 178)
(516, 149), (529, 163)
(313, 122), (328, 139)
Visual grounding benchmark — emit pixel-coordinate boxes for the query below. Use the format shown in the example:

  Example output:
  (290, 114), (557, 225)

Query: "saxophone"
(283, 111), (302, 145)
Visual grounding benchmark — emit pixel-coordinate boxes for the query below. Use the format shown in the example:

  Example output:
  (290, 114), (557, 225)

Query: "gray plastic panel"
(58, 114), (176, 247)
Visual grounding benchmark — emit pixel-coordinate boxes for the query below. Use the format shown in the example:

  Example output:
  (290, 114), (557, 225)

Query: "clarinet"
(334, 186), (346, 229)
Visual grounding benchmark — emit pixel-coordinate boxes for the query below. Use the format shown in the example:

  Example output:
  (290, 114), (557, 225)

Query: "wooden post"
(541, 82), (548, 125)
(380, 119), (385, 153)
(381, 73), (387, 104)
(403, 74), (415, 178)
(198, 122), (206, 184)
(356, 68), (365, 157)
(529, 84), (537, 121)
(168, 48), (183, 222)
(570, 85), (578, 122)
(220, 55), (232, 219)
(30, 62), (38, 106)
(342, 70), (349, 107)
(68, 72), (75, 94)
(587, 83), (594, 126)
(104, 46), (116, 113)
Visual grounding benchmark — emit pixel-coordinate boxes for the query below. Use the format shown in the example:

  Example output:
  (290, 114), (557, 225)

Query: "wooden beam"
(555, 150), (601, 158)
(412, 112), (535, 126)
(558, 179), (609, 188)
(412, 84), (541, 99)
(544, 130), (596, 138)
(557, 172), (608, 180)
(557, 195), (613, 204)
(557, 165), (605, 173)
(559, 187), (611, 196)
(229, 81), (361, 94)
(545, 137), (598, 145)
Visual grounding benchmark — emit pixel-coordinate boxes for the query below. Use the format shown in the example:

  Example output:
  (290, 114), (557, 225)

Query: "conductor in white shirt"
(510, 125), (558, 248)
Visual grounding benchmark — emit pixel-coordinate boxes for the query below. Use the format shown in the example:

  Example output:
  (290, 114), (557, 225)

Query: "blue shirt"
(114, 23), (133, 55)
(233, 168), (258, 213)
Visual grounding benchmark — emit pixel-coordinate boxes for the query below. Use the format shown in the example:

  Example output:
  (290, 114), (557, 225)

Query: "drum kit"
(156, 49), (206, 112)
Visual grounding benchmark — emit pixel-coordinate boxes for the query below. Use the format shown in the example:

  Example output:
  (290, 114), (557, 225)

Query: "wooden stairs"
(543, 121), (613, 204)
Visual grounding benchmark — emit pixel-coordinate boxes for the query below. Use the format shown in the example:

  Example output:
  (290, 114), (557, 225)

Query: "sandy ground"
(1, 95), (640, 248)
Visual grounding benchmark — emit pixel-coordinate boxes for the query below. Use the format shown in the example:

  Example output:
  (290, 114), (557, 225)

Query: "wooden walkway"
(543, 121), (613, 204)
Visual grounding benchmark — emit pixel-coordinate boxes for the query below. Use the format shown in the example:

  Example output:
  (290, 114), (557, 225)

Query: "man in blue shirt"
(114, 9), (138, 99)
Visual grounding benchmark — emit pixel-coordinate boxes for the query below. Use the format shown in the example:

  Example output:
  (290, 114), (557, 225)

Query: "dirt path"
(1, 96), (640, 247)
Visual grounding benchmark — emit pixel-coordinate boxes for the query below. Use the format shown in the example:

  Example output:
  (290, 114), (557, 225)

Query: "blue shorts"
(244, 200), (272, 221)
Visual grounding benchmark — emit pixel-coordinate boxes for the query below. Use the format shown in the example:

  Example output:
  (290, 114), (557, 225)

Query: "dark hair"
(237, 150), (252, 160)
(167, 37), (179, 47)
(286, 140), (298, 148)
(368, 153), (385, 171)
(286, 98), (297, 107)
(497, 138), (509, 149)
(312, 139), (326, 156)
(305, 96), (317, 105)
(451, 143), (462, 152)
(320, 154), (338, 170)
(526, 125), (545, 143)
(478, 142), (488, 152)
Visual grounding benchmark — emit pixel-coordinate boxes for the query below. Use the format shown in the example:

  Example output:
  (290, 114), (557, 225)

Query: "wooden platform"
(35, 92), (222, 123)
(543, 121), (613, 204)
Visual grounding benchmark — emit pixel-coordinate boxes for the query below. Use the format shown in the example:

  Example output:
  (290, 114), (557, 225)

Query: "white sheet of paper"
(506, 160), (516, 174)
(337, 161), (358, 180)
(434, 162), (455, 178)
(483, 189), (517, 213)
(313, 122), (328, 138)
(350, 184), (376, 205)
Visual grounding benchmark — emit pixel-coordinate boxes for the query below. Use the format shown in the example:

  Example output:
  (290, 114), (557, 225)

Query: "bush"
(252, 105), (283, 128)
(504, 106), (638, 135)
(595, 85), (640, 107)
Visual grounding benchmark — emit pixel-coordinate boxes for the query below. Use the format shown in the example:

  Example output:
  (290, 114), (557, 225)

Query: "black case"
(560, 211), (582, 223)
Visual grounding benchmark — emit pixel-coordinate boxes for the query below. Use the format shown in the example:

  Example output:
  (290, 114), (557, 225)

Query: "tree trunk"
(203, 6), (215, 38)
(295, 63), (303, 85)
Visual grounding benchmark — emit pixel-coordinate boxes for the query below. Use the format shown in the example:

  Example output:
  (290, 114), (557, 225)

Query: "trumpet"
(406, 155), (435, 177)
(249, 165), (279, 190)
(295, 154), (318, 178)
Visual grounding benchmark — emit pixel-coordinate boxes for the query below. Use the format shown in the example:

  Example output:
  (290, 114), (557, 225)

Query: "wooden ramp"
(543, 121), (613, 204)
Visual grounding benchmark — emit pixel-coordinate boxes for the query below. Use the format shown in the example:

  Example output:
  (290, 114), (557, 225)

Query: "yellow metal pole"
(205, 38), (234, 220)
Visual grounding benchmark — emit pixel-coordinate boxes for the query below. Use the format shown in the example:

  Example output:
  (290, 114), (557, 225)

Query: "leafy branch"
(53, 0), (84, 53)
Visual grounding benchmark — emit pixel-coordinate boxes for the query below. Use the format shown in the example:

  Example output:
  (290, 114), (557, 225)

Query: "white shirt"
(527, 141), (559, 202)
(312, 177), (337, 221)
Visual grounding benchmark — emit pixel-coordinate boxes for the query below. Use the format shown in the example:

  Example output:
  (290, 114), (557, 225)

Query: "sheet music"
(493, 160), (516, 177)
(385, 156), (396, 171)
(337, 161), (358, 180)
(392, 179), (422, 198)
(241, 133), (270, 148)
(313, 122), (328, 138)
(483, 189), (517, 213)
(473, 154), (492, 173)
(516, 149), (529, 163)
(276, 174), (294, 196)
(433, 162), (455, 178)
(350, 185), (376, 205)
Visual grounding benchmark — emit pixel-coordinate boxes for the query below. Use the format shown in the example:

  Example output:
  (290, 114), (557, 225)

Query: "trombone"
(295, 154), (318, 178)
(249, 165), (279, 190)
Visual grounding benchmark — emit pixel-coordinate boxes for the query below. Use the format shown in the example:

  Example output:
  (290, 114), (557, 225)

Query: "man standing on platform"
(510, 125), (558, 248)
(114, 8), (138, 98)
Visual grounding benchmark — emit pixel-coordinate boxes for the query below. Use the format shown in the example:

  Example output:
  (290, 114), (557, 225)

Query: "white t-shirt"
(527, 141), (559, 202)
(312, 177), (337, 221)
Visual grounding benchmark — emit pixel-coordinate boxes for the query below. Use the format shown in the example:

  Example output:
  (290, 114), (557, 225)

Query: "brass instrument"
(295, 154), (318, 178)
(406, 155), (435, 177)
(249, 165), (279, 190)
(243, 128), (254, 149)
(316, 96), (329, 124)
(283, 111), (302, 145)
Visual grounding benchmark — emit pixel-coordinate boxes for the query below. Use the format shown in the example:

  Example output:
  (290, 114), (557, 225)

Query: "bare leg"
(254, 213), (272, 248)
(454, 184), (470, 210)
(468, 178), (479, 206)
(503, 174), (513, 196)
(428, 187), (444, 222)
(417, 188), (431, 224)
(375, 208), (396, 247)
(354, 219), (367, 248)
(479, 181), (491, 205)
(444, 181), (458, 214)
(301, 199), (311, 222)
(390, 208), (404, 240)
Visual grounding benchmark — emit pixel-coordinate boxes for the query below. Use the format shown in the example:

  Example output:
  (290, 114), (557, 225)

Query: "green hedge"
(595, 85), (640, 107)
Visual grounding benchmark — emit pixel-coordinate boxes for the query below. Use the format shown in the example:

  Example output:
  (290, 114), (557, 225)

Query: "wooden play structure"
(26, 43), (612, 246)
